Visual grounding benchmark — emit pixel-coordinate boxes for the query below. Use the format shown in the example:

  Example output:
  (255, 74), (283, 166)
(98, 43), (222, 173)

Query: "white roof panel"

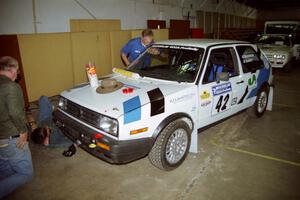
(155, 39), (249, 48)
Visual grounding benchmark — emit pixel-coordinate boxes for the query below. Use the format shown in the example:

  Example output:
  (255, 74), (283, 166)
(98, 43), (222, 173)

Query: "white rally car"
(54, 39), (273, 170)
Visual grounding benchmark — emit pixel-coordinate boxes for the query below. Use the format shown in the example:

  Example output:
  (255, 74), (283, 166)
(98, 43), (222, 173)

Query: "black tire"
(148, 119), (191, 171)
(248, 85), (269, 118)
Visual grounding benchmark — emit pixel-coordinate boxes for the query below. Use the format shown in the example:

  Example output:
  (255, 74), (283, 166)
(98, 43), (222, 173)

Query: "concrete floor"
(5, 64), (300, 200)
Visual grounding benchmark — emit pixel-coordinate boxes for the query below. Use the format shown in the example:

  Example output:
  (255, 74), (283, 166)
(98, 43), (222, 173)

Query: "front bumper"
(270, 63), (285, 68)
(53, 110), (153, 164)
(267, 57), (291, 68)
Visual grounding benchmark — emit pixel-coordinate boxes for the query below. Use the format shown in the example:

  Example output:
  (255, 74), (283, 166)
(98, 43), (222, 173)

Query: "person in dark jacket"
(0, 56), (34, 198)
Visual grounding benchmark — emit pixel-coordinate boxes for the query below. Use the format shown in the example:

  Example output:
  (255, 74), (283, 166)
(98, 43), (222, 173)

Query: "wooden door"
(0, 35), (29, 108)
(169, 20), (190, 39)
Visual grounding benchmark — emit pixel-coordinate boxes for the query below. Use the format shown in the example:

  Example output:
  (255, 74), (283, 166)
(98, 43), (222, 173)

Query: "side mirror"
(217, 72), (229, 82)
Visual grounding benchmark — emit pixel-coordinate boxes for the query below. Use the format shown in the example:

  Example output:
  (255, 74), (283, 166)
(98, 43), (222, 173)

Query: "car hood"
(60, 73), (193, 119)
(258, 44), (291, 54)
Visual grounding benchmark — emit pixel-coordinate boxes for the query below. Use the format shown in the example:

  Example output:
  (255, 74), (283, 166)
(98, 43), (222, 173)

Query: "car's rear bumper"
(53, 110), (153, 164)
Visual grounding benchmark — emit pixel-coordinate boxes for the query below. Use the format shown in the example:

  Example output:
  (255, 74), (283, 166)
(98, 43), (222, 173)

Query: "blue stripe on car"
(123, 96), (141, 124)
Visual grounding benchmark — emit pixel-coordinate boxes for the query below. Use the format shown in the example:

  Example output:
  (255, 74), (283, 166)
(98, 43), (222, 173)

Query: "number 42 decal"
(215, 94), (230, 112)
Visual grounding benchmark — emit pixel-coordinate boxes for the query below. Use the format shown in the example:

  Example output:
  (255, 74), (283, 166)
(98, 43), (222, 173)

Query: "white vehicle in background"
(258, 21), (300, 69)
(256, 35), (294, 69)
(54, 39), (273, 170)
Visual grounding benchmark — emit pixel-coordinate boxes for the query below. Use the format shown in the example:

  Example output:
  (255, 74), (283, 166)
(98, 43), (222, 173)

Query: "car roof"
(155, 39), (250, 48)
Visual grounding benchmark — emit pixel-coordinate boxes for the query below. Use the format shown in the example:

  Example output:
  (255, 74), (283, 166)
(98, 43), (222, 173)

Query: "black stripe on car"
(238, 86), (249, 104)
(147, 88), (165, 117)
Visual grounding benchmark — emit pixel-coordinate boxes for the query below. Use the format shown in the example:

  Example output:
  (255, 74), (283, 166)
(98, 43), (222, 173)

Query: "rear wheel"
(248, 85), (269, 118)
(148, 119), (191, 171)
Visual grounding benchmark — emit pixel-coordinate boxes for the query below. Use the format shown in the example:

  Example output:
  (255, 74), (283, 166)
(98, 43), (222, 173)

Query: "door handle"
(236, 80), (244, 84)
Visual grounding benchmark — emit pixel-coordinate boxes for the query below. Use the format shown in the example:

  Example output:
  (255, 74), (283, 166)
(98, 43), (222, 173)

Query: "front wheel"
(148, 119), (191, 171)
(248, 85), (269, 118)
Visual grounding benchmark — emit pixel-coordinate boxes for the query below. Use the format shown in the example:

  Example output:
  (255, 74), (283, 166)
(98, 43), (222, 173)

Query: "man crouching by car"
(0, 56), (34, 198)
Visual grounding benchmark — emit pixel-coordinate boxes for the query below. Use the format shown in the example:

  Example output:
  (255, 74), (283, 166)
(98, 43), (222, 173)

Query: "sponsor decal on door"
(211, 83), (232, 115)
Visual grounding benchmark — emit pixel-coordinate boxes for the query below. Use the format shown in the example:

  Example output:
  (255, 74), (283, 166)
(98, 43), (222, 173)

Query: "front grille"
(265, 54), (273, 60)
(64, 100), (100, 128)
(66, 101), (80, 117)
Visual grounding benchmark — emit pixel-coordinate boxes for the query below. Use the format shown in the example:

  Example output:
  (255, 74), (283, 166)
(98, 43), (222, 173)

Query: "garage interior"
(0, 0), (300, 199)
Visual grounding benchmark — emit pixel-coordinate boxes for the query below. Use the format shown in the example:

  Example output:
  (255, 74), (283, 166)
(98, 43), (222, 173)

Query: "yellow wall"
(18, 29), (169, 101)
(110, 31), (131, 68)
(70, 19), (121, 32)
(97, 32), (113, 76)
(18, 33), (73, 102)
(152, 29), (169, 41)
(131, 29), (169, 41)
(71, 31), (113, 84)
(71, 32), (99, 85)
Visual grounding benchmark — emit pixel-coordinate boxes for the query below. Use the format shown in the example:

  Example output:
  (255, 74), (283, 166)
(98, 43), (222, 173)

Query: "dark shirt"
(0, 75), (27, 139)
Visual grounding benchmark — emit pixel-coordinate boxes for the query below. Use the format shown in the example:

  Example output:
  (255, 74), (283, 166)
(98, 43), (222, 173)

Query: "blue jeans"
(0, 138), (34, 198)
(38, 96), (72, 148)
(38, 96), (53, 127)
(48, 125), (72, 148)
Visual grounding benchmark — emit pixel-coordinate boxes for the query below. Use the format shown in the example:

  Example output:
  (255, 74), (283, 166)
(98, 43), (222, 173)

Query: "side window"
(203, 47), (239, 84)
(236, 46), (263, 73)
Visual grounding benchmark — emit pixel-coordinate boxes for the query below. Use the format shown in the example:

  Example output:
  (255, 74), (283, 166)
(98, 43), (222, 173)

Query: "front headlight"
(273, 54), (286, 59)
(58, 96), (68, 110)
(98, 115), (118, 136)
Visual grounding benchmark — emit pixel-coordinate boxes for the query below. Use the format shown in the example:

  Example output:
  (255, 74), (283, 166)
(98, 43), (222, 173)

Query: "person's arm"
(43, 126), (50, 146)
(121, 53), (130, 66)
(6, 83), (28, 149)
(121, 41), (132, 66)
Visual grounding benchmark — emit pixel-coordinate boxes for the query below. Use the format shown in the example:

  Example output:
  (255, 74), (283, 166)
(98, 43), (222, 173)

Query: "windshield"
(127, 45), (204, 83)
(256, 35), (291, 46)
(265, 24), (297, 35)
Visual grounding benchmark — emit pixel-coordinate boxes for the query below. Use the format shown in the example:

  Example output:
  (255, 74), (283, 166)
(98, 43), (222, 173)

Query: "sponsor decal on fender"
(248, 74), (257, 86)
(170, 93), (195, 104)
(201, 100), (211, 107)
(231, 97), (238, 105)
(200, 91), (210, 100)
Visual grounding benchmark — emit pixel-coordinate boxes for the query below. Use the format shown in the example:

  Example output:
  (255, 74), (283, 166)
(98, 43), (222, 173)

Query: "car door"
(235, 45), (265, 107)
(197, 46), (247, 127)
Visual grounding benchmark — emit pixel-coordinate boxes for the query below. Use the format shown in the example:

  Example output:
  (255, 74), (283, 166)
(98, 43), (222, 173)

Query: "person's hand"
(16, 132), (28, 149)
(148, 48), (160, 55)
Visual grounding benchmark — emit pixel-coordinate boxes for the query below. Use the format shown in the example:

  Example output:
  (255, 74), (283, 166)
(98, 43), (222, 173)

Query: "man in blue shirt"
(121, 29), (154, 66)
